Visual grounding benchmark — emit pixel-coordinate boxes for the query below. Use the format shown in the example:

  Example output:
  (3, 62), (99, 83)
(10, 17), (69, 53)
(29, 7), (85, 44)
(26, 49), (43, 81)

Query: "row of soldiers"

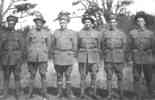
(0, 11), (154, 100)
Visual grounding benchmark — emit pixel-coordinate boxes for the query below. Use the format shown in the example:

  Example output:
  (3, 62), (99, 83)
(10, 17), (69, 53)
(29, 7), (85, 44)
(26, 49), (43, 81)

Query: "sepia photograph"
(0, 0), (154, 100)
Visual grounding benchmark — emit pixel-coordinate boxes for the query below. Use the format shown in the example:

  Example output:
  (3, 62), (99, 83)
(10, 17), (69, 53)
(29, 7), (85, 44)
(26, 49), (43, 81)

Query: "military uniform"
(53, 28), (77, 97)
(27, 27), (51, 97)
(102, 28), (128, 99)
(0, 15), (25, 100)
(129, 28), (154, 96)
(0, 28), (25, 99)
(78, 28), (101, 96)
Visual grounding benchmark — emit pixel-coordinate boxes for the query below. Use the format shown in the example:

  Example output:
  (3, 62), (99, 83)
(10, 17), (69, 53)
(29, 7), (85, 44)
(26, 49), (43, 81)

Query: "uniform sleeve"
(19, 32), (26, 62)
(77, 31), (81, 51)
(100, 30), (107, 60)
(50, 31), (56, 59)
(72, 31), (78, 52)
(100, 30), (106, 54)
(72, 31), (78, 58)
(0, 30), (5, 56)
(47, 31), (52, 59)
(26, 30), (32, 47)
(126, 31), (134, 62)
(151, 32), (155, 54)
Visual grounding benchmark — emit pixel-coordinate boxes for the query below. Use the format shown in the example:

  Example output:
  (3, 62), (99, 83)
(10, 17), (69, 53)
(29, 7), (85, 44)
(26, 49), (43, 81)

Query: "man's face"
(84, 19), (93, 29)
(59, 19), (68, 29)
(7, 21), (16, 29)
(109, 19), (117, 29)
(137, 17), (145, 28)
(35, 20), (44, 29)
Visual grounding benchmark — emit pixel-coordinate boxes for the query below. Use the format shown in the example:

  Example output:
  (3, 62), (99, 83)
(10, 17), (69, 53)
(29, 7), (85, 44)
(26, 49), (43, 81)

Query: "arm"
(72, 31), (78, 58)
(46, 31), (52, 59)
(97, 31), (103, 59)
(125, 32), (134, 64)
(100, 31), (106, 60)
(19, 32), (27, 63)
(50, 32), (56, 59)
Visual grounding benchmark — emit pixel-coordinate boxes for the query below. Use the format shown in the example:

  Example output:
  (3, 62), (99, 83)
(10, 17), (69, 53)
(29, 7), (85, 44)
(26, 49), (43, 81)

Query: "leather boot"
(27, 79), (34, 99)
(106, 80), (113, 100)
(57, 83), (63, 98)
(66, 82), (75, 99)
(15, 80), (21, 100)
(3, 79), (9, 99)
(90, 73), (97, 96)
(118, 80), (124, 100)
(41, 79), (49, 100)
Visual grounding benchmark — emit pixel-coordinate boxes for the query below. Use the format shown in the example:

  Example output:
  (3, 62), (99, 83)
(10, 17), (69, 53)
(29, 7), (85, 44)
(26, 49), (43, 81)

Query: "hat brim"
(82, 18), (94, 24)
(55, 17), (70, 22)
(33, 18), (46, 24)
(7, 15), (18, 23)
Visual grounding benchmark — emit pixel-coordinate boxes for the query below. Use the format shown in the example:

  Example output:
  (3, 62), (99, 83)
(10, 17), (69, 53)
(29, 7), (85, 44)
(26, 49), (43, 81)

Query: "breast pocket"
(57, 36), (73, 50)
(112, 37), (123, 48)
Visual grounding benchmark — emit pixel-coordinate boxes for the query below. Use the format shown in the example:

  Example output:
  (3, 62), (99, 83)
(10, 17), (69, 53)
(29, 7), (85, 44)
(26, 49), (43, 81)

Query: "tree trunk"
(0, 0), (4, 24)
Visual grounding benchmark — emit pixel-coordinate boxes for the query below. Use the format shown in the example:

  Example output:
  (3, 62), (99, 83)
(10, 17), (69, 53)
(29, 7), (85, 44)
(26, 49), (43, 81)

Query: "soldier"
(101, 14), (129, 100)
(52, 11), (77, 99)
(129, 13), (154, 100)
(0, 15), (25, 100)
(26, 15), (51, 100)
(78, 14), (101, 98)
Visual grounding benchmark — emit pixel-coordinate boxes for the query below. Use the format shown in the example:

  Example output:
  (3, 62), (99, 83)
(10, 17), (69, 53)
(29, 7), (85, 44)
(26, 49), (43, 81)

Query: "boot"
(2, 79), (9, 99)
(56, 83), (63, 98)
(41, 79), (49, 100)
(146, 82), (153, 98)
(66, 82), (75, 99)
(90, 74), (97, 96)
(118, 80), (124, 100)
(15, 87), (21, 100)
(80, 80), (86, 98)
(15, 93), (20, 100)
(2, 89), (9, 99)
(15, 79), (22, 100)
(27, 79), (34, 99)
(106, 80), (113, 100)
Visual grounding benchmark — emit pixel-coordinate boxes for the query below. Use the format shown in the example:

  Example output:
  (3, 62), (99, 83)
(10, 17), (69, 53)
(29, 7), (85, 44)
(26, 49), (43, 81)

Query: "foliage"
(72, 0), (133, 29)
(0, 0), (37, 25)
(14, 3), (36, 13)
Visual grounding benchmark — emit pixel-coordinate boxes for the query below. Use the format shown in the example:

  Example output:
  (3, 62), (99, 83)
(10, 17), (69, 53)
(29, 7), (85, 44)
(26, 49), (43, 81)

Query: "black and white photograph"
(0, 0), (154, 100)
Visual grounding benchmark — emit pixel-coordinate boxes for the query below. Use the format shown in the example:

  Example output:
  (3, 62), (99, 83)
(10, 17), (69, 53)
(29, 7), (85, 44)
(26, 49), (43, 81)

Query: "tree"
(101, 0), (133, 22)
(0, 0), (37, 25)
(72, 0), (133, 29)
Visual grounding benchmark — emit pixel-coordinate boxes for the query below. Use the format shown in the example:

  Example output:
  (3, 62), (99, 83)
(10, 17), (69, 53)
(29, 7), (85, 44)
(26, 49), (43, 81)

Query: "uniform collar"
(35, 28), (42, 31)
(7, 28), (15, 32)
(59, 28), (68, 32)
(136, 26), (147, 32)
(82, 27), (93, 31)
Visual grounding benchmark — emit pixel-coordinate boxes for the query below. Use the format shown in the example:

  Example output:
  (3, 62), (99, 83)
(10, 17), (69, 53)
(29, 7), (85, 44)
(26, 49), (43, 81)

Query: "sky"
(14, 0), (155, 31)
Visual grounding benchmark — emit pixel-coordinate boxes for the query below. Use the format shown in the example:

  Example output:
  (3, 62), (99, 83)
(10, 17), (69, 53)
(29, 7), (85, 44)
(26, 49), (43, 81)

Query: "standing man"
(78, 14), (101, 98)
(102, 14), (129, 100)
(26, 15), (51, 100)
(0, 15), (25, 100)
(129, 13), (154, 100)
(53, 11), (77, 99)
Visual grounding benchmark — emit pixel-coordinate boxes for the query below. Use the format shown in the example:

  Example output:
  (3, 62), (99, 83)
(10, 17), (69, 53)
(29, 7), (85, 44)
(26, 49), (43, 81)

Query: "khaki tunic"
(53, 29), (77, 65)
(0, 29), (25, 66)
(102, 29), (128, 63)
(129, 29), (154, 64)
(27, 28), (51, 62)
(78, 29), (101, 64)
